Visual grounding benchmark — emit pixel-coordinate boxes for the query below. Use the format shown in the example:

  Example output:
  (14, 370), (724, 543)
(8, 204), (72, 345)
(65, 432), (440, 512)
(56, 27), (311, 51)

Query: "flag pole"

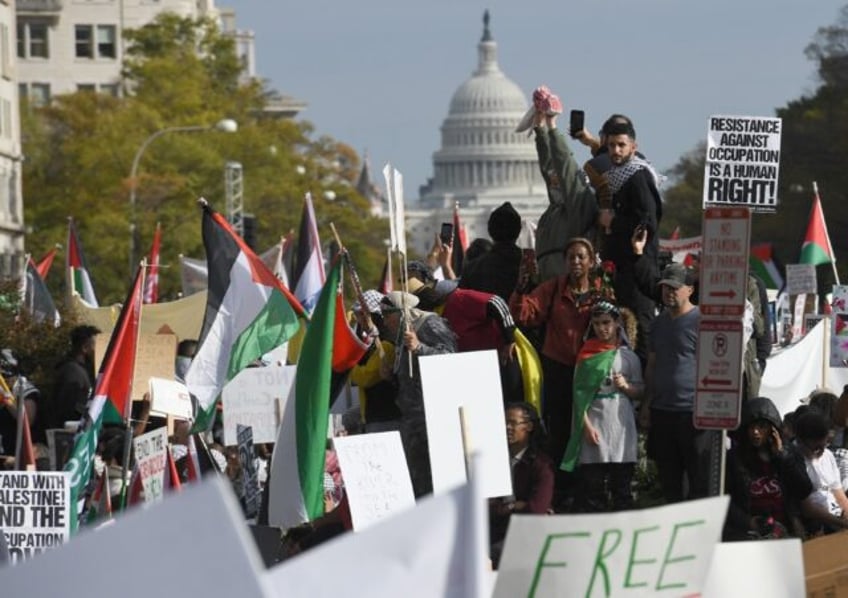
(329, 223), (384, 359)
(119, 259), (146, 509)
(813, 181), (840, 286)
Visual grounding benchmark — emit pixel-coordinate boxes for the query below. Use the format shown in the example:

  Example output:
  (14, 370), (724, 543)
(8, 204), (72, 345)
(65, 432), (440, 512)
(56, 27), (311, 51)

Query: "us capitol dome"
(405, 11), (548, 256)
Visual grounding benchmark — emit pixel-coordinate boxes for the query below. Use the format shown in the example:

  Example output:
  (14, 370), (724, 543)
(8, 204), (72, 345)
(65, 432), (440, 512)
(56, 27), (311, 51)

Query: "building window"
(75, 25), (93, 58)
(17, 21), (49, 59)
(76, 25), (117, 59)
(97, 25), (116, 58)
(30, 83), (50, 107)
(99, 83), (119, 97)
(77, 83), (96, 92)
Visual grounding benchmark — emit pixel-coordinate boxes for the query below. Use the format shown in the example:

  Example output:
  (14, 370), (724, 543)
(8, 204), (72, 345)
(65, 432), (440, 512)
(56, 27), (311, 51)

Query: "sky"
(221, 1), (846, 199)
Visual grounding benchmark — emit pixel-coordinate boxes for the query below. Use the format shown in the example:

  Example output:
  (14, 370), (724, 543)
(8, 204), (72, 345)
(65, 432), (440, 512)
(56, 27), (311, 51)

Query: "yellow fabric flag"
(514, 329), (542, 414)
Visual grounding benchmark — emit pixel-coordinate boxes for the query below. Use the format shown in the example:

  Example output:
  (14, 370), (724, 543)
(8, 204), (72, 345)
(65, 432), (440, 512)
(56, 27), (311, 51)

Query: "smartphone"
(440, 222), (454, 245)
(569, 109), (585, 138)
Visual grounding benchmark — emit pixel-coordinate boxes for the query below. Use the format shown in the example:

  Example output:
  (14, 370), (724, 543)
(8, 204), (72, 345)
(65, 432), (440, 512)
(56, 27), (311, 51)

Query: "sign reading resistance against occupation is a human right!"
(703, 115), (782, 212)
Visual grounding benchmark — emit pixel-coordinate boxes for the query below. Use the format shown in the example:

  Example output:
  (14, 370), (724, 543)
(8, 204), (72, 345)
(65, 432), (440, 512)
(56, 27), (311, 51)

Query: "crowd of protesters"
(2, 85), (846, 569)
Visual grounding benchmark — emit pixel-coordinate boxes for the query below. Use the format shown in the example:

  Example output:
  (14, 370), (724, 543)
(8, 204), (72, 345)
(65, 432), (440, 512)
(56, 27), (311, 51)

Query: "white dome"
(419, 12), (541, 202)
(448, 59), (527, 116)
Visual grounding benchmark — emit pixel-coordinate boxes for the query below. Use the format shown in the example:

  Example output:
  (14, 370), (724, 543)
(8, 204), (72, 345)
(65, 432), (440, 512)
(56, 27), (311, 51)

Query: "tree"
(659, 5), (848, 284)
(21, 14), (388, 305)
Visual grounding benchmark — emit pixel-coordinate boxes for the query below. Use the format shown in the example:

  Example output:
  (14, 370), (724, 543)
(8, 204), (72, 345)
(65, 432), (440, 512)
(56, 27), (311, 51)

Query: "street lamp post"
(128, 118), (238, 275)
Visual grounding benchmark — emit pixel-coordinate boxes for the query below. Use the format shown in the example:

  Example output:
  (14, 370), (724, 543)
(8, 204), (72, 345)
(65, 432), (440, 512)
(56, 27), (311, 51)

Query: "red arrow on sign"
(701, 377), (733, 386)
(708, 289), (737, 299)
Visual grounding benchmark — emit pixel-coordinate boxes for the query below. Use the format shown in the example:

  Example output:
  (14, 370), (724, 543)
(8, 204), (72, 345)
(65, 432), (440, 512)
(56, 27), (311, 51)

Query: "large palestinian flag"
(185, 203), (305, 431)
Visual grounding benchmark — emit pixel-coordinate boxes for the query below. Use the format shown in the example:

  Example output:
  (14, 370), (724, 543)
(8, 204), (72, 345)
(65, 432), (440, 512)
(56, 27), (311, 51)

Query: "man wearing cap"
(460, 201), (523, 301)
(640, 262), (710, 503)
(379, 291), (457, 497)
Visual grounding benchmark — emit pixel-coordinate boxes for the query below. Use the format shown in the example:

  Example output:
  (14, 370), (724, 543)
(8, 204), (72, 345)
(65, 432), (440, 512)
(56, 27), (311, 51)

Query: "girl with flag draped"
(561, 301), (643, 512)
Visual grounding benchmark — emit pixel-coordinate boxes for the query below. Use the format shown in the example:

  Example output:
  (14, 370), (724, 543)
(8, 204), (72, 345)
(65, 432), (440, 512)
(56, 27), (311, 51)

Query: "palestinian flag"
(66, 218), (98, 307)
(292, 193), (325, 314)
(185, 203), (305, 432)
(23, 256), (60, 326)
(750, 243), (784, 290)
(268, 258), (344, 528)
(35, 245), (59, 280)
(560, 339), (617, 472)
(63, 263), (144, 532)
(800, 184), (836, 267)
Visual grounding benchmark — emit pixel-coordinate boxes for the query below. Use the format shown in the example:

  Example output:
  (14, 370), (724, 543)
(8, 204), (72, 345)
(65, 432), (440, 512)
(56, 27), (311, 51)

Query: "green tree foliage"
(660, 5), (848, 285)
(0, 280), (82, 401)
(22, 13), (388, 305)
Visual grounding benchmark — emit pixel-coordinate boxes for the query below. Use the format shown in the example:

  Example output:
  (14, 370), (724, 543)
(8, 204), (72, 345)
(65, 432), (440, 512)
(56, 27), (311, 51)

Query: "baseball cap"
(658, 263), (695, 289)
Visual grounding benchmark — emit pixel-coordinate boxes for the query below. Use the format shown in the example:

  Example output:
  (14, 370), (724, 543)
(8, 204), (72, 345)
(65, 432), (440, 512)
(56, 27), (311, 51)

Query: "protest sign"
(703, 115), (781, 211)
(237, 424), (260, 519)
(0, 478), (270, 598)
(0, 471), (70, 564)
(132, 427), (168, 503)
(701, 540), (803, 597)
(265, 484), (476, 598)
(786, 264), (818, 296)
(222, 364), (295, 446)
(333, 431), (416, 531)
(419, 350), (512, 499)
(149, 377), (192, 420)
(131, 333), (178, 402)
(831, 286), (848, 368)
(493, 495), (728, 598)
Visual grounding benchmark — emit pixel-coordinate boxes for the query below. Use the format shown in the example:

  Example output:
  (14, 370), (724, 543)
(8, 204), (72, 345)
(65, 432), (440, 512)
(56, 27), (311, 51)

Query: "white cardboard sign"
(132, 427), (168, 503)
(222, 364), (296, 446)
(149, 377), (192, 420)
(0, 472), (71, 564)
(493, 496), (729, 598)
(419, 350), (512, 499)
(0, 478), (270, 598)
(333, 431), (416, 531)
(703, 115), (781, 211)
(701, 540), (804, 597)
(785, 263), (817, 296)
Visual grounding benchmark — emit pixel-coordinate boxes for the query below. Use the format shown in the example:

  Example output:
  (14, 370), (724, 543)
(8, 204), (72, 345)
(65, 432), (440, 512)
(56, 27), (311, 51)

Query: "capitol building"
(405, 13), (549, 256)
